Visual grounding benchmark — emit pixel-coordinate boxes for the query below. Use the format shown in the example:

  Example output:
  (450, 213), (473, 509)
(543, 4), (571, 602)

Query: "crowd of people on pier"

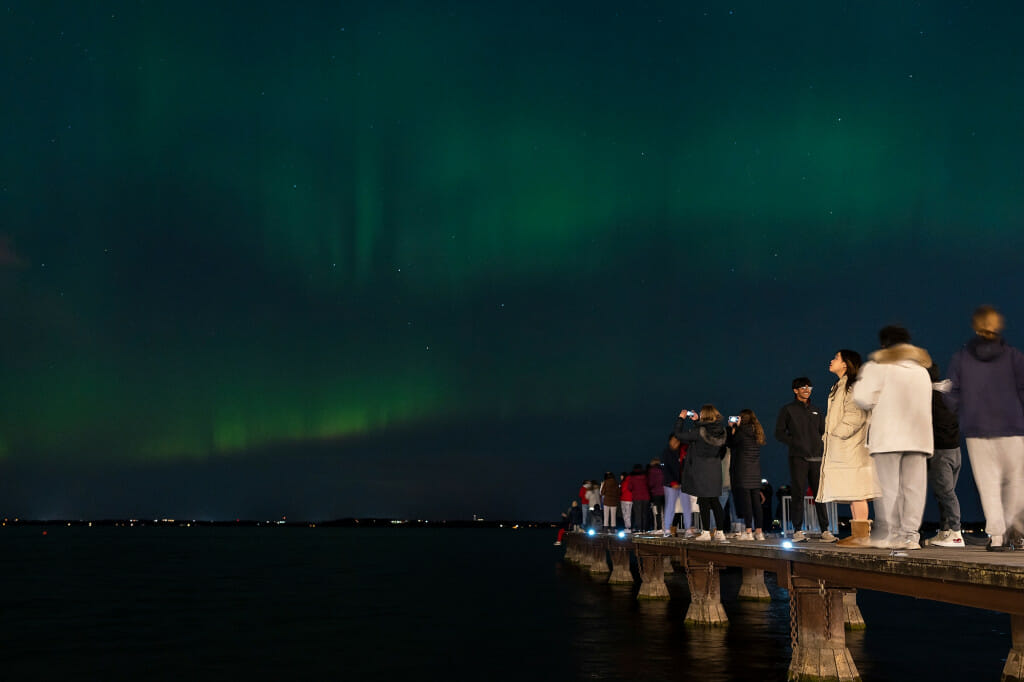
(557, 305), (1024, 553)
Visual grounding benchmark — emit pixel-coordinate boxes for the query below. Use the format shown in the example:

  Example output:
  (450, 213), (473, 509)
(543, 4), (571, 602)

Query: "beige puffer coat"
(817, 376), (882, 503)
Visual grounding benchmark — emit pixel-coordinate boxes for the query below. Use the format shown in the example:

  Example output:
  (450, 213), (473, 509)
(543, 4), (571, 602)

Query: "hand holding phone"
(728, 415), (740, 425)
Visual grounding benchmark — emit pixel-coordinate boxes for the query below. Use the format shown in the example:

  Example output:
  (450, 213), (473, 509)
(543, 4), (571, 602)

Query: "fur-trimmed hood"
(869, 343), (932, 368)
(698, 422), (727, 447)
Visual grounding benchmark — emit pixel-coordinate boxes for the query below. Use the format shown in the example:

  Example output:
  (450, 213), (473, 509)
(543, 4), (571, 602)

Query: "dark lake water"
(0, 526), (1011, 680)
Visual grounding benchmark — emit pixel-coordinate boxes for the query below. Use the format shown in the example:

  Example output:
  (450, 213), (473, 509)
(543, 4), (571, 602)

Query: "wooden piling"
(738, 567), (772, 601)
(788, 578), (860, 682)
(684, 561), (728, 626)
(842, 589), (866, 630)
(637, 551), (670, 600)
(1003, 614), (1024, 682)
(608, 545), (634, 585)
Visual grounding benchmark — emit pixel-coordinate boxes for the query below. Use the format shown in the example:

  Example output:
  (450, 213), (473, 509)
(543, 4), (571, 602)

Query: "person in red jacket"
(628, 464), (651, 532)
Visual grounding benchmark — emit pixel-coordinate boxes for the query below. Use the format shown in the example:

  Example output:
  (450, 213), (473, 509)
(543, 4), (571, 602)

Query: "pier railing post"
(738, 567), (772, 602)
(684, 560), (728, 626)
(636, 550), (670, 600)
(1003, 614), (1024, 682)
(788, 578), (860, 682)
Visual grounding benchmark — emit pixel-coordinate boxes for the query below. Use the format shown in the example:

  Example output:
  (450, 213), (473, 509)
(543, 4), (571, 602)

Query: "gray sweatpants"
(965, 436), (1024, 539)
(928, 447), (962, 531)
(872, 451), (929, 544)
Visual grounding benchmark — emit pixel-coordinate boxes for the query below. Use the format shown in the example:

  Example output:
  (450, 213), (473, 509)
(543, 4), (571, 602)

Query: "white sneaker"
(820, 530), (837, 543)
(693, 530), (712, 541)
(754, 530), (765, 541)
(923, 529), (948, 546)
(931, 530), (965, 548)
(737, 530), (754, 541)
(712, 530), (729, 543)
(792, 530), (807, 542)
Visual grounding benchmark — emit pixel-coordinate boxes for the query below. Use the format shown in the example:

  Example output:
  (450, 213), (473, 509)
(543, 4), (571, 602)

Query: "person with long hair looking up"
(817, 349), (881, 547)
(727, 409), (767, 541)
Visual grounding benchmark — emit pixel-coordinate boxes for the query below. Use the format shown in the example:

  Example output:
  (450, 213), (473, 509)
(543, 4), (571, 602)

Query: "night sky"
(2, 2), (1023, 521)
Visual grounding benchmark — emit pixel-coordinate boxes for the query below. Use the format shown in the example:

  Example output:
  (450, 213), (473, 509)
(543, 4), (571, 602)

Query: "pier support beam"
(587, 542), (610, 575)
(738, 567), (772, 602)
(788, 578), (860, 682)
(637, 552), (670, 600)
(684, 561), (728, 626)
(1002, 614), (1024, 682)
(842, 589), (866, 630)
(608, 546), (634, 585)
(663, 556), (675, 574)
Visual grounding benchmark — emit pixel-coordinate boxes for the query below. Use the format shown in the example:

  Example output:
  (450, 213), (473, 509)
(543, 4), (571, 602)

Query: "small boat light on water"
(587, 528), (597, 537)
(781, 540), (794, 549)
(617, 530), (627, 539)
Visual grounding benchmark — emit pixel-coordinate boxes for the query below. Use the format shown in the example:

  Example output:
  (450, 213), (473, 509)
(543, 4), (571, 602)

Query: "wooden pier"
(562, 531), (1024, 682)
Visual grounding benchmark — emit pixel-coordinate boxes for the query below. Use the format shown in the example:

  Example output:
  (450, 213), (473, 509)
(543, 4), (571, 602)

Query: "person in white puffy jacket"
(852, 325), (933, 550)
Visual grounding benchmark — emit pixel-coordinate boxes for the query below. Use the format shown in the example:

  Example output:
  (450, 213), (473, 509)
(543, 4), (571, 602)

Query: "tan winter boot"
(836, 519), (872, 547)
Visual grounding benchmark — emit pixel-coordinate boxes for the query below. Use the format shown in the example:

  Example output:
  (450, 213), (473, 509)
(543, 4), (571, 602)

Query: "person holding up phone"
(674, 405), (729, 541)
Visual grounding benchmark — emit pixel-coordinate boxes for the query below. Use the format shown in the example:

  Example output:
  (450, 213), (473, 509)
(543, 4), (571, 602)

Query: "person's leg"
(621, 501), (632, 531)
(789, 457), (808, 531)
(930, 448), (962, 531)
(698, 497), (712, 531)
(736, 487), (754, 529)
(966, 438), (1006, 540)
(871, 453), (900, 543)
(603, 504), (611, 528)
(808, 460), (831, 531)
(709, 497), (726, 532)
(849, 499), (868, 521)
(750, 489), (764, 531)
(682, 493), (695, 530)
(997, 436), (1024, 539)
(900, 452), (929, 544)
(663, 486), (679, 534)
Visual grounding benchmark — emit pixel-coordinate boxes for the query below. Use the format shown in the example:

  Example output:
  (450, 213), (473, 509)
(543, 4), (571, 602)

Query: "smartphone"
(728, 416), (740, 424)
(686, 410), (697, 418)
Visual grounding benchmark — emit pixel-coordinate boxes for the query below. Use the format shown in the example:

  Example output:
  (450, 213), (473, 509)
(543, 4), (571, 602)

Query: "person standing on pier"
(944, 305), (1024, 552)
(647, 459), (665, 532)
(599, 472), (620, 531)
(619, 472), (633, 533)
(628, 464), (651, 533)
(817, 350), (881, 547)
(775, 377), (828, 541)
(727, 409), (767, 541)
(661, 435), (687, 537)
(675, 405), (729, 541)
(924, 362), (965, 548)
(853, 325), (933, 550)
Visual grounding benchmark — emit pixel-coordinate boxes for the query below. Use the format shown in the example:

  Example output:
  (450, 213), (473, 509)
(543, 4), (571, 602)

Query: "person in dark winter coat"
(924, 362), (964, 548)
(647, 459), (665, 531)
(628, 464), (651, 532)
(775, 377), (828, 540)
(674, 404), (729, 541)
(944, 305), (1024, 551)
(727, 409), (767, 540)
